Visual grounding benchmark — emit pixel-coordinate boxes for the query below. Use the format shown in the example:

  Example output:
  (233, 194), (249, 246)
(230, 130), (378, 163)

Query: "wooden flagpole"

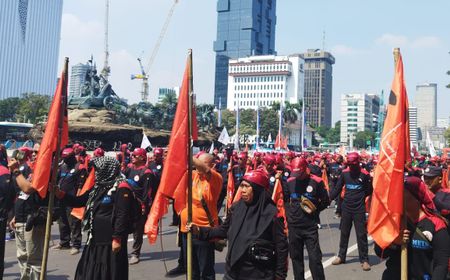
(187, 49), (194, 280)
(40, 57), (69, 280)
(393, 48), (408, 280)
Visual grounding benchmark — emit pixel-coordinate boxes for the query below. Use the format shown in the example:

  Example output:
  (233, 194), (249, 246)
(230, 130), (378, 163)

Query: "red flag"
(367, 51), (411, 249)
(442, 169), (449, 189)
(321, 168), (330, 193)
(225, 170), (235, 210)
(144, 54), (197, 244)
(32, 66), (69, 198)
(70, 169), (95, 220)
(275, 133), (282, 149)
(272, 176), (287, 233)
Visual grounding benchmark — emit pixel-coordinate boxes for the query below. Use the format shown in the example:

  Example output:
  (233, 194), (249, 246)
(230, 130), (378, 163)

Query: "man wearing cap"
(229, 152), (248, 194)
(52, 148), (88, 255)
(284, 157), (330, 280)
(328, 155), (344, 217)
(179, 153), (222, 280)
(0, 157), (15, 278)
(117, 143), (131, 172)
(330, 152), (372, 271)
(124, 148), (157, 265)
(423, 166), (450, 218)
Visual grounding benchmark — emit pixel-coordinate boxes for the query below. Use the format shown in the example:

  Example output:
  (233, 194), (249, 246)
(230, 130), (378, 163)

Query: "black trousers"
(288, 225), (325, 280)
(131, 211), (148, 257)
(58, 207), (82, 248)
(0, 218), (6, 279)
(338, 211), (368, 263)
(181, 233), (215, 280)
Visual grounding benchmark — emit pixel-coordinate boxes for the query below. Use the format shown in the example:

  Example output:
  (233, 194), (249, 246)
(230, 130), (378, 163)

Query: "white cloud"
(410, 36), (442, 49)
(375, 33), (409, 47)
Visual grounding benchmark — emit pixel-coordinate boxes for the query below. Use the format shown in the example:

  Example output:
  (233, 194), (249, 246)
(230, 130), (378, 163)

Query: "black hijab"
(227, 181), (277, 267)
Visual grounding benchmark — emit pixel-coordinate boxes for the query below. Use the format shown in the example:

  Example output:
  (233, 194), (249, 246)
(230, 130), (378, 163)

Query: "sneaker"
(361, 261), (371, 271)
(70, 247), (80, 255)
(129, 255), (140, 265)
(165, 265), (186, 277)
(52, 244), (70, 250)
(332, 257), (345, 265)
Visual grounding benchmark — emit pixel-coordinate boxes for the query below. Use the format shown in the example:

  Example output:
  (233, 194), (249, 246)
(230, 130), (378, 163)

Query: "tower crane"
(101, 0), (110, 81)
(131, 0), (179, 102)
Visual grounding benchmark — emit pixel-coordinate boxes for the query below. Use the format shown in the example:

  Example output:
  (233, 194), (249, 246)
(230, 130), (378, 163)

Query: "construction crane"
(101, 0), (110, 81)
(131, 0), (179, 102)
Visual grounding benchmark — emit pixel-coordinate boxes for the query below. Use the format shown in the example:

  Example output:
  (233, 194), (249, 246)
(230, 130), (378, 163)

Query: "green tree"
(17, 93), (51, 123)
(259, 108), (279, 141)
(221, 109), (236, 135)
(353, 130), (376, 148)
(444, 127), (450, 146)
(0, 97), (21, 121)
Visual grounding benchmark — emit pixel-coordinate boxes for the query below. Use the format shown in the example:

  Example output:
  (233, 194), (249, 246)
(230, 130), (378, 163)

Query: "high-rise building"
(158, 87), (180, 103)
(340, 93), (375, 144)
(409, 106), (418, 148)
(227, 54), (304, 110)
(414, 83), (437, 136)
(367, 93), (380, 132)
(213, 0), (277, 109)
(69, 63), (90, 98)
(302, 49), (335, 127)
(0, 0), (63, 99)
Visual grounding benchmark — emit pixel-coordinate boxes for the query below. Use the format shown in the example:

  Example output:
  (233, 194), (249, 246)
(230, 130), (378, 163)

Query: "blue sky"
(60, 0), (450, 124)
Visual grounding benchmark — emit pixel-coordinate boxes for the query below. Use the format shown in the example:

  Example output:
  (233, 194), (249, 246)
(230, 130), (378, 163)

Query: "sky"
(59, 0), (450, 125)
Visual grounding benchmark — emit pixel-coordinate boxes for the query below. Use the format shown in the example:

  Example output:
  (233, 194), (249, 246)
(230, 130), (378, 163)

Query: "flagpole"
(235, 95), (240, 151)
(301, 99), (305, 151)
(218, 96), (222, 127)
(40, 57), (68, 280)
(256, 96), (260, 150)
(394, 47), (407, 280)
(187, 49), (194, 280)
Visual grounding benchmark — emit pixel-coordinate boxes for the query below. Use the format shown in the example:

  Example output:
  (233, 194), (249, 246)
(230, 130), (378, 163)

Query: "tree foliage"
(316, 121), (341, 144)
(353, 130), (376, 148)
(444, 127), (450, 146)
(0, 93), (51, 124)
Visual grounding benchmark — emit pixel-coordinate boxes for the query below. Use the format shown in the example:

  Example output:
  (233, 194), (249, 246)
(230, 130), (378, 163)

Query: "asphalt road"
(3, 204), (385, 280)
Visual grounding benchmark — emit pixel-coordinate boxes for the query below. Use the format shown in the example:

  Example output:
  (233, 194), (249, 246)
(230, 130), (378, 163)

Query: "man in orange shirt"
(179, 153), (222, 280)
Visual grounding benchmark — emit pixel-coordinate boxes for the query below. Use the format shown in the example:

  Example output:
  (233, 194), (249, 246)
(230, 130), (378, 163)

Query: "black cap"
(423, 166), (442, 177)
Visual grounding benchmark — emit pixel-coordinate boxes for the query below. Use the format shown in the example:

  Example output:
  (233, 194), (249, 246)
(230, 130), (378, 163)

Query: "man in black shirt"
(283, 157), (330, 280)
(53, 148), (87, 255)
(330, 152), (372, 271)
(0, 162), (15, 278)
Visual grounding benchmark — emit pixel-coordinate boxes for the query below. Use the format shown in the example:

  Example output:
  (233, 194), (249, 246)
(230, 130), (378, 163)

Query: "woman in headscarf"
(188, 169), (288, 280)
(55, 156), (133, 280)
(374, 175), (450, 280)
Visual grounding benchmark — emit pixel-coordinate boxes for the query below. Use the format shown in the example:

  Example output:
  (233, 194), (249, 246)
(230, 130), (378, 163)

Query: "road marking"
(303, 236), (374, 280)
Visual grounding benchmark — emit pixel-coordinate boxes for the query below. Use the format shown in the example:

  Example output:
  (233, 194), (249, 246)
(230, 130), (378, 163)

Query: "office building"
(414, 83), (437, 136)
(213, 0), (277, 108)
(69, 63), (90, 98)
(409, 107), (418, 148)
(367, 93), (380, 132)
(340, 93), (375, 144)
(226, 54), (304, 110)
(302, 49), (335, 127)
(158, 87), (180, 103)
(0, 0), (63, 99)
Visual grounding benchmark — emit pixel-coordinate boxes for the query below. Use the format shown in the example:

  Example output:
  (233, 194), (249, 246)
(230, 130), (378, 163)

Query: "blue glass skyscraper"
(213, 0), (276, 108)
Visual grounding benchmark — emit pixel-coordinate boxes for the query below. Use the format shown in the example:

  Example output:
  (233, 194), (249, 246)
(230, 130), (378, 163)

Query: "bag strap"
(407, 218), (432, 244)
(200, 195), (215, 227)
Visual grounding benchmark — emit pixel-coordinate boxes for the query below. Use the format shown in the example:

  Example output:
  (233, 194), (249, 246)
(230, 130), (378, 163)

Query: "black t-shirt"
(330, 167), (372, 213)
(14, 163), (44, 223)
(375, 215), (450, 280)
(58, 163), (87, 195)
(283, 175), (329, 228)
(0, 166), (15, 218)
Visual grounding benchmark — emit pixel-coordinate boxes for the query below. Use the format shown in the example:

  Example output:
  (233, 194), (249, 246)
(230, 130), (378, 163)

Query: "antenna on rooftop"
(322, 30), (326, 51)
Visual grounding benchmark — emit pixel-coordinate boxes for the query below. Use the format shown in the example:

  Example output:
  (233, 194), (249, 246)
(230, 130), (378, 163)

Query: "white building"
(226, 55), (305, 110)
(0, 0), (63, 99)
(69, 63), (90, 98)
(414, 83), (437, 136)
(409, 107), (418, 148)
(340, 93), (374, 144)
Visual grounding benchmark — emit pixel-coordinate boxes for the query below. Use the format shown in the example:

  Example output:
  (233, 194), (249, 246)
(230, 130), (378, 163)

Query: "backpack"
(116, 182), (143, 234)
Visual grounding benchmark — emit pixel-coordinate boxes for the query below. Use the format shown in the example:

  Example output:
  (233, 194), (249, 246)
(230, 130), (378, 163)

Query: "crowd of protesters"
(0, 142), (449, 280)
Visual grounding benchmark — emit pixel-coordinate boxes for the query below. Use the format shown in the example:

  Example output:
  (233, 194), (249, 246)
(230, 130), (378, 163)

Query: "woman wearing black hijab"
(56, 156), (133, 280)
(189, 169), (288, 280)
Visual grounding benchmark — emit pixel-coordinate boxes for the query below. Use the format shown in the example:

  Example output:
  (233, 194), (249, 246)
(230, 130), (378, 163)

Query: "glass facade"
(213, 0), (277, 108)
(0, 0), (63, 99)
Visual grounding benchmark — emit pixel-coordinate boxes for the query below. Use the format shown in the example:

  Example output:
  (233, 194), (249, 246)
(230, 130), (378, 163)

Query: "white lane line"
(303, 236), (374, 280)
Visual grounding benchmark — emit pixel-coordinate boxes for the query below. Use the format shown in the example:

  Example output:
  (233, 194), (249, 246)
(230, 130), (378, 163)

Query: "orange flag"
(367, 51), (411, 249)
(70, 169), (95, 220)
(144, 53), (197, 244)
(272, 177), (287, 232)
(275, 133), (282, 150)
(225, 170), (235, 210)
(321, 168), (330, 193)
(32, 63), (69, 198)
(442, 169), (449, 189)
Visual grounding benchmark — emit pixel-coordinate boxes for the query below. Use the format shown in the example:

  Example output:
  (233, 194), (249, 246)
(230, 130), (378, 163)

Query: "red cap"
(238, 152), (248, 159)
(346, 152), (360, 165)
(61, 148), (75, 159)
(93, 148), (104, 157)
(242, 170), (269, 190)
(120, 144), (128, 151)
(290, 157), (308, 177)
(132, 148), (147, 159)
(263, 155), (276, 166)
(153, 148), (163, 156)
